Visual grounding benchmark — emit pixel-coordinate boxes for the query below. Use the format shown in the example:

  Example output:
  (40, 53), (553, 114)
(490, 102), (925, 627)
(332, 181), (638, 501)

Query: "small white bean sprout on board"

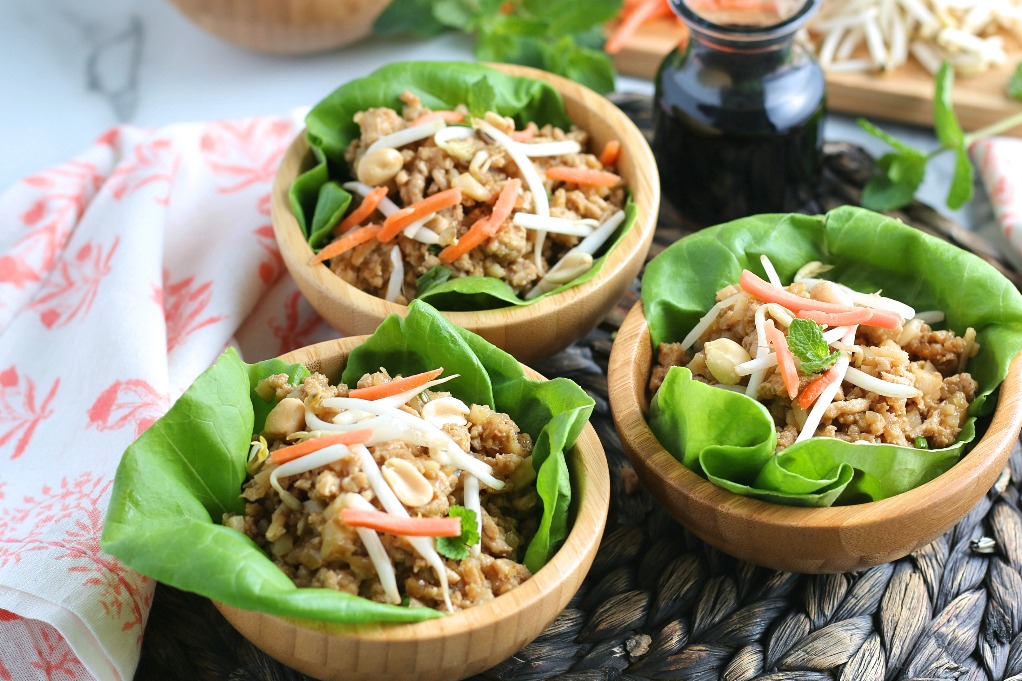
(807, 0), (1021, 76)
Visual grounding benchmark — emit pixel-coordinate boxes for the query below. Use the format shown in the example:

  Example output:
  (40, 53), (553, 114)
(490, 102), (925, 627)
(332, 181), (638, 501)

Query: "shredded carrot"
(739, 270), (854, 314)
(334, 186), (388, 236)
(378, 188), (463, 243)
(598, 140), (622, 167)
(341, 508), (462, 537)
(545, 166), (622, 187)
(439, 179), (521, 263)
(798, 307), (902, 329)
(509, 122), (538, 142)
(764, 319), (799, 400)
(347, 368), (445, 400)
(270, 429), (374, 465)
(796, 364), (843, 410)
(410, 110), (465, 127)
(797, 308), (873, 327)
(311, 224), (382, 264)
(606, 0), (673, 54)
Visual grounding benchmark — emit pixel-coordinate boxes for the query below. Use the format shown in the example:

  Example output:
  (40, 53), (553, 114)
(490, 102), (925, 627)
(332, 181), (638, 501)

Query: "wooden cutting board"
(612, 17), (1022, 136)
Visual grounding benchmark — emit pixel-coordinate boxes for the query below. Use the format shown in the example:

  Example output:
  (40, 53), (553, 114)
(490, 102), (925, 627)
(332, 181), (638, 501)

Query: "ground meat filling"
(648, 288), (980, 451)
(328, 92), (627, 302)
(224, 369), (537, 612)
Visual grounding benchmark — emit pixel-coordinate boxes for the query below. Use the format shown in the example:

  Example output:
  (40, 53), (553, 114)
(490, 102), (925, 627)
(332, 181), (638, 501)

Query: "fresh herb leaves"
(466, 77), (497, 120)
(436, 506), (480, 560)
(374, 0), (622, 94)
(416, 265), (453, 299)
(859, 63), (975, 212)
(786, 318), (841, 375)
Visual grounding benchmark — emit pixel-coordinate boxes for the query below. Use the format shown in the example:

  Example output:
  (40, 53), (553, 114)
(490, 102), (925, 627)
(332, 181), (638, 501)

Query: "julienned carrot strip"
(764, 319), (799, 400)
(739, 270), (853, 314)
(797, 307), (902, 329)
(438, 179), (521, 263)
(347, 368), (444, 400)
(509, 122), (538, 142)
(797, 308), (873, 327)
(606, 0), (672, 54)
(598, 140), (622, 166)
(545, 166), (622, 187)
(340, 508), (462, 537)
(270, 429), (374, 465)
(311, 224), (382, 264)
(438, 216), (490, 264)
(796, 364), (843, 410)
(334, 186), (388, 235)
(378, 187), (463, 243)
(857, 308), (902, 329)
(410, 110), (465, 126)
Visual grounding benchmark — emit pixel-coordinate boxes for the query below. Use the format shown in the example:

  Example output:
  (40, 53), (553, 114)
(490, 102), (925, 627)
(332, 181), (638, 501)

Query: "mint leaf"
(947, 146), (974, 210)
(787, 318), (840, 375)
(934, 63), (964, 150)
(436, 506), (480, 561)
(1009, 62), (1022, 101)
(858, 119), (928, 211)
(373, 0), (448, 37)
(415, 265), (453, 299)
(467, 77), (498, 119)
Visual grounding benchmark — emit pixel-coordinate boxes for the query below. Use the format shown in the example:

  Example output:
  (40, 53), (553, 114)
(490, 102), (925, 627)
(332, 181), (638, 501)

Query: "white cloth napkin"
(0, 114), (339, 681)
(970, 137), (1022, 256)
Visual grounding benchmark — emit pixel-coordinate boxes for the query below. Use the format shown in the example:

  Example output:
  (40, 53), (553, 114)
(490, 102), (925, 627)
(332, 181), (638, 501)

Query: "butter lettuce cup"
(608, 206), (1022, 574)
(272, 60), (658, 364)
(102, 301), (609, 681)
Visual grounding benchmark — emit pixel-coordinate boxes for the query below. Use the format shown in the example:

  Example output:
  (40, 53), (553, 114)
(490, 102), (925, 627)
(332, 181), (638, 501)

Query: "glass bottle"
(653, 0), (825, 226)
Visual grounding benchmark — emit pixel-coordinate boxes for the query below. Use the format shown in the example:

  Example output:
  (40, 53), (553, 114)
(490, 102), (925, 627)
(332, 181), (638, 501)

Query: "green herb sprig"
(436, 506), (481, 560)
(374, 0), (622, 94)
(860, 62), (1022, 212)
(786, 318), (841, 375)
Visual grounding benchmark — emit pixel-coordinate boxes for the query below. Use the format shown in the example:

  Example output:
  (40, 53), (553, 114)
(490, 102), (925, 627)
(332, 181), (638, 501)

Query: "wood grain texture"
(607, 302), (1022, 574)
(271, 63), (660, 364)
(214, 336), (611, 681)
(165, 0), (386, 54)
(611, 17), (1022, 136)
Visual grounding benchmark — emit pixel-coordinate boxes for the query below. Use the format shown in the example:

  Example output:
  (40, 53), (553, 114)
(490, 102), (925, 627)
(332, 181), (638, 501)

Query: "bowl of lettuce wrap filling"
(607, 207), (1022, 574)
(102, 301), (609, 681)
(273, 60), (658, 363)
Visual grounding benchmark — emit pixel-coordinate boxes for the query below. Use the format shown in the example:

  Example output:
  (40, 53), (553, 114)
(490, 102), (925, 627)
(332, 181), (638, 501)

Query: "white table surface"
(1, 0), (1010, 263)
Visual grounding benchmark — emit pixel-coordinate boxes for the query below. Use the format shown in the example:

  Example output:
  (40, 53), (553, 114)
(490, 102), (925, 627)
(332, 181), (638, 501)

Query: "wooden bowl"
(608, 302), (1022, 574)
(271, 63), (659, 364)
(213, 335), (610, 681)
(166, 0), (387, 54)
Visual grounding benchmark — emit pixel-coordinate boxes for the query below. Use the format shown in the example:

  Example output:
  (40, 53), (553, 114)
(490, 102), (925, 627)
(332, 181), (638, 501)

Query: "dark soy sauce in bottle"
(653, 0), (825, 226)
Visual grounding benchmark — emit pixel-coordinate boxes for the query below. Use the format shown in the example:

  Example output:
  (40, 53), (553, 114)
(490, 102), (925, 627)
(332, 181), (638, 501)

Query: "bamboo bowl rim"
(216, 334), (611, 645)
(270, 62), (659, 344)
(608, 302), (1022, 571)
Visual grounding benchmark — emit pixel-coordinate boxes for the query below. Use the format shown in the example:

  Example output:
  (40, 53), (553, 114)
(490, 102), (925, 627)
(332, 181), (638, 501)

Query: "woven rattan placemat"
(136, 97), (1022, 681)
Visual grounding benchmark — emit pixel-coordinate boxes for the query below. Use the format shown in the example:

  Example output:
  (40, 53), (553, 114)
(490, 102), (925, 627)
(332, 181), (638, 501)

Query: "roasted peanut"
(263, 397), (306, 438)
(704, 338), (752, 385)
(356, 147), (404, 186)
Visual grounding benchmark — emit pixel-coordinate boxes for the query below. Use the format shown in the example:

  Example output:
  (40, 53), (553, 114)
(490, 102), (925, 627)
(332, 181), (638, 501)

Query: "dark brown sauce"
(653, 38), (825, 226)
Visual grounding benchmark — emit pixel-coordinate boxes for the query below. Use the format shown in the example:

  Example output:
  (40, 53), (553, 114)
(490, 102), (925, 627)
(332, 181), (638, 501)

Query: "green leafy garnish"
(913, 436), (929, 450)
(1008, 61), (1022, 101)
(466, 77), (498, 119)
(416, 265), (453, 298)
(860, 63), (973, 211)
(374, 0), (622, 94)
(786, 318), (841, 375)
(861, 61), (1022, 212)
(436, 506), (480, 560)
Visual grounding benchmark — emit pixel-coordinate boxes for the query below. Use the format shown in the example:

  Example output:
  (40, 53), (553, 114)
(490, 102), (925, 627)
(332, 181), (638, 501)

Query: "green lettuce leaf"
(642, 205), (1022, 507)
(293, 60), (635, 311)
(102, 301), (593, 621)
